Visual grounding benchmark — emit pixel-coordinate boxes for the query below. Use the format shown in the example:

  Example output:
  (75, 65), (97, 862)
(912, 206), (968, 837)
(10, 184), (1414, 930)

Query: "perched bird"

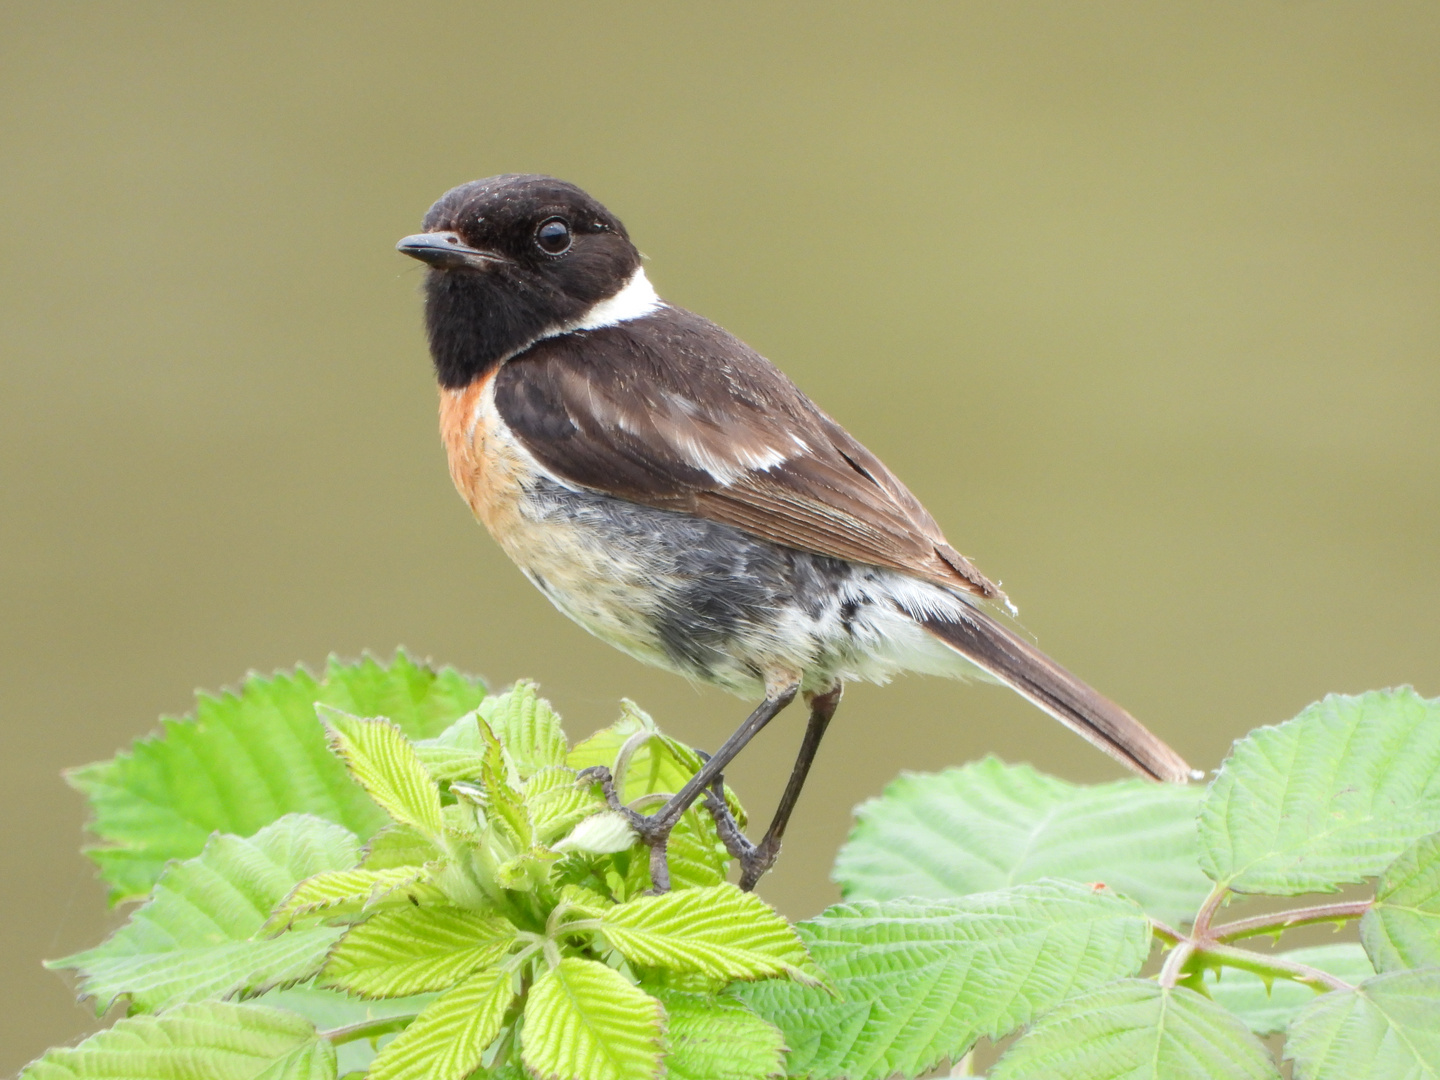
(398, 174), (1192, 891)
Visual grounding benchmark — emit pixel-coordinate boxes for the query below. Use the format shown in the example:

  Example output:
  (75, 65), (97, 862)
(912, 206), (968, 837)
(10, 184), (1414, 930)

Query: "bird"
(397, 174), (1192, 892)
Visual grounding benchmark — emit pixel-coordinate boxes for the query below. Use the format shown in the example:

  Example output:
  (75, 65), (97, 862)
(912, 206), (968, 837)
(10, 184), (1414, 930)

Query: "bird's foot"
(575, 765), (676, 892)
(699, 778), (781, 891)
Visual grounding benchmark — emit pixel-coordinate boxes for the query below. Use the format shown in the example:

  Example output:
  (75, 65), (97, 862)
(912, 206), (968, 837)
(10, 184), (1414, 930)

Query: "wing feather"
(492, 305), (1002, 600)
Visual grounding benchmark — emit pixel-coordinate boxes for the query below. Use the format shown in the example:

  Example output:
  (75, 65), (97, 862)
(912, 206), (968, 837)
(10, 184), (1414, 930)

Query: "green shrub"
(22, 653), (1440, 1080)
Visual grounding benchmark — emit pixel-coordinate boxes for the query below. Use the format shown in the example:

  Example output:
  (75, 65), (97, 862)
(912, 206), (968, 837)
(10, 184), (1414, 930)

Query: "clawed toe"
(577, 764), (678, 890)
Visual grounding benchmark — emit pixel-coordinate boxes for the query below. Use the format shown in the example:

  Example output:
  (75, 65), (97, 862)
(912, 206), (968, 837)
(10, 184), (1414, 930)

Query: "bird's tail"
(921, 606), (1193, 783)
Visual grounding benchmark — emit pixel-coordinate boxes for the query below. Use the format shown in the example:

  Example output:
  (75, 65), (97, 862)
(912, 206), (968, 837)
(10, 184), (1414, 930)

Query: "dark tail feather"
(923, 608), (1193, 783)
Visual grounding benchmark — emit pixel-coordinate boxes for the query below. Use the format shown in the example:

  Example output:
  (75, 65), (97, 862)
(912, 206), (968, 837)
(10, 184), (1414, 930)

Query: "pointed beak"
(395, 231), (502, 270)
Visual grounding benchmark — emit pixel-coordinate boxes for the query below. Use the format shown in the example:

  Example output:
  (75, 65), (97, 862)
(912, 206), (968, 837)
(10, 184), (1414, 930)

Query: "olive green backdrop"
(3, 1), (1437, 1068)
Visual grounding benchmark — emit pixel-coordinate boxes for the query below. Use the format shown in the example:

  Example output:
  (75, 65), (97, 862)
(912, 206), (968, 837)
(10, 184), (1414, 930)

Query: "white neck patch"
(569, 267), (661, 331)
(492, 267), (663, 368)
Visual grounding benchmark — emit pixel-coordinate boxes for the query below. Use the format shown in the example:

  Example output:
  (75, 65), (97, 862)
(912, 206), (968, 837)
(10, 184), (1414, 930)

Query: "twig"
(1211, 900), (1372, 942)
(1201, 942), (1356, 993)
(1158, 940), (1196, 989)
(1153, 885), (1360, 994)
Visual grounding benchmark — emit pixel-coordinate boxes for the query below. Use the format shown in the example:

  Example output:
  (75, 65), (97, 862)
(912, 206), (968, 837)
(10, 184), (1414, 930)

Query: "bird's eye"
(534, 217), (572, 256)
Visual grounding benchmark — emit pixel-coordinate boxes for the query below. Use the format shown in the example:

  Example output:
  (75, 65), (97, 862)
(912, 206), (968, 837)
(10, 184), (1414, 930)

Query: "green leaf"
(990, 980), (1280, 1080)
(50, 815), (357, 1011)
(365, 966), (515, 1080)
(833, 756), (1210, 925)
(411, 744), (489, 785)
(1202, 943), (1375, 1035)
(602, 883), (813, 982)
(18, 1001), (335, 1080)
(733, 880), (1150, 1080)
(253, 984), (437, 1077)
(320, 708), (443, 840)
(475, 717), (533, 851)
(317, 653), (485, 739)
(361, 825), (441, 870)
(477, 681), (568, 778)
(321, 906), (516, 997)
(655, 991), (786, 1080)
(522, 957), (665, 1080)
(1362, 831), (1440, 972)
(526, 767), (606, 846)
(1199, 688), (1440, 895)
(266, 866), (440, 929)
(1286, 968), (1440, 1080)
(68, 653), (484, 901)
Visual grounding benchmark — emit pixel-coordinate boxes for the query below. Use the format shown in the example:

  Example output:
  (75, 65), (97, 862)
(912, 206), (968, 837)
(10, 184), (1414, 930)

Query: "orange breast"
(438, 372), (535, 549)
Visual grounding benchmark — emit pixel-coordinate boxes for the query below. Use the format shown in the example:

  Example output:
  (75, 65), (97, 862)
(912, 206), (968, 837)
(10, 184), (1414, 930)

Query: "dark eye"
(535, 217), (572, 256)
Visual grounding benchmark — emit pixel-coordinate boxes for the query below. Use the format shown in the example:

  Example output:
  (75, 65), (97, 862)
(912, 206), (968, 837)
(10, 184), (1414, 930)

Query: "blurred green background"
(3, 1), (1438, 1068)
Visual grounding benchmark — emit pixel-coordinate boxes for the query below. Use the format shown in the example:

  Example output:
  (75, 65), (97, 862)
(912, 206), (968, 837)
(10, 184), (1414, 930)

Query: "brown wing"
(492, 304), (1003, 600)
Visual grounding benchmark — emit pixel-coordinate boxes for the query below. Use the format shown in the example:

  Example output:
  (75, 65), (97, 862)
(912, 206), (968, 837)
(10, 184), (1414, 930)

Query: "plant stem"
(1154, 885), (1362, 993)
(1211, 900), (1372, 942)
(1191, 883), (1230, 937)
(322, 1015), (416, 1045)
(1149, 919), (1184, 945)
(611, 730), (655, 798)
(1200, 942), (1355, 992)
(1158, 940), (1196, 989)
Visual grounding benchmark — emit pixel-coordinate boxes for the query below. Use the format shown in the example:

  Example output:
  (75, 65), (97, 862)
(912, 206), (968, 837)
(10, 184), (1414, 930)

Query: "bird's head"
(398, 175), (649, 388)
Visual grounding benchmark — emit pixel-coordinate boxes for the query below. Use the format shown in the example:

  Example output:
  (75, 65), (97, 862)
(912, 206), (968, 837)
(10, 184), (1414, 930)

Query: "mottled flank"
(512, 477), (983, 697)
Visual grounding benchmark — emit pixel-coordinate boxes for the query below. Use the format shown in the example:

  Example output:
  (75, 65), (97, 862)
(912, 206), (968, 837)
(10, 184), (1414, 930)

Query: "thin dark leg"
(700, 685), (842, 891)
(579, 684), (798, 892)
(738, 684), (842, 890)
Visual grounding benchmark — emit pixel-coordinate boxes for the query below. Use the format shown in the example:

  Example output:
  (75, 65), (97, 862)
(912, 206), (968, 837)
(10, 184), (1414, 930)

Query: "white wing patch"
(671, 435), (790, 484)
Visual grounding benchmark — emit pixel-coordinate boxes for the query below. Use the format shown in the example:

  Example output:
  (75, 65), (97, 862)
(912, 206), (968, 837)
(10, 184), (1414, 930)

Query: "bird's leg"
(579, 684), (798, 892)
(703, 684), (842, 891)
(741, 684), (842, 889)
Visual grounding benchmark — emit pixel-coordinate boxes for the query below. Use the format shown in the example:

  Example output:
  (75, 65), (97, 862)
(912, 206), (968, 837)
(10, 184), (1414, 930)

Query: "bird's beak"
(395, 231), (502, 270)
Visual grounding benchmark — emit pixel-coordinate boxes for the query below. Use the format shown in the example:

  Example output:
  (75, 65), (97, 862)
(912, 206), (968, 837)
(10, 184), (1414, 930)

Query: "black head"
(398, 175), (642, 388)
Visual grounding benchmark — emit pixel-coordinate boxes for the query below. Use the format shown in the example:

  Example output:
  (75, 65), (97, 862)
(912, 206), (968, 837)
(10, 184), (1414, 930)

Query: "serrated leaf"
(320, 708), (443, 840)
(266, 866), (434, 929)
(477, 681), (568, 777)
(365, 965), (515, 1080)
(602, 883), (812, 982)
(50, 815), (357, 1011)
(655, 991), (786, 1080)
(834, 756), (1210, 925)
(1202, 943), (1375, 1035)
(18, 1001), (334, 1080)
(317, 653), (485, 738)
(411, 744), (490, 784)
(1286, 968), (1440, 1080)
(68, 653), (484, 901)
(990, 979), (1280, 1080)
(1199, 688), (1440, 895)
(522, 957), (665, 1080)
(526, 767), (606, 845)
(321, 906), (516, 997)
(558, 883), (612, 918)
(253, 984), (437, 1077)
(732, 880), (1150, 1080)
(1362, 831), (1440, 972)
(360, 825), (440, 870)
(476, 718), (533, 851)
